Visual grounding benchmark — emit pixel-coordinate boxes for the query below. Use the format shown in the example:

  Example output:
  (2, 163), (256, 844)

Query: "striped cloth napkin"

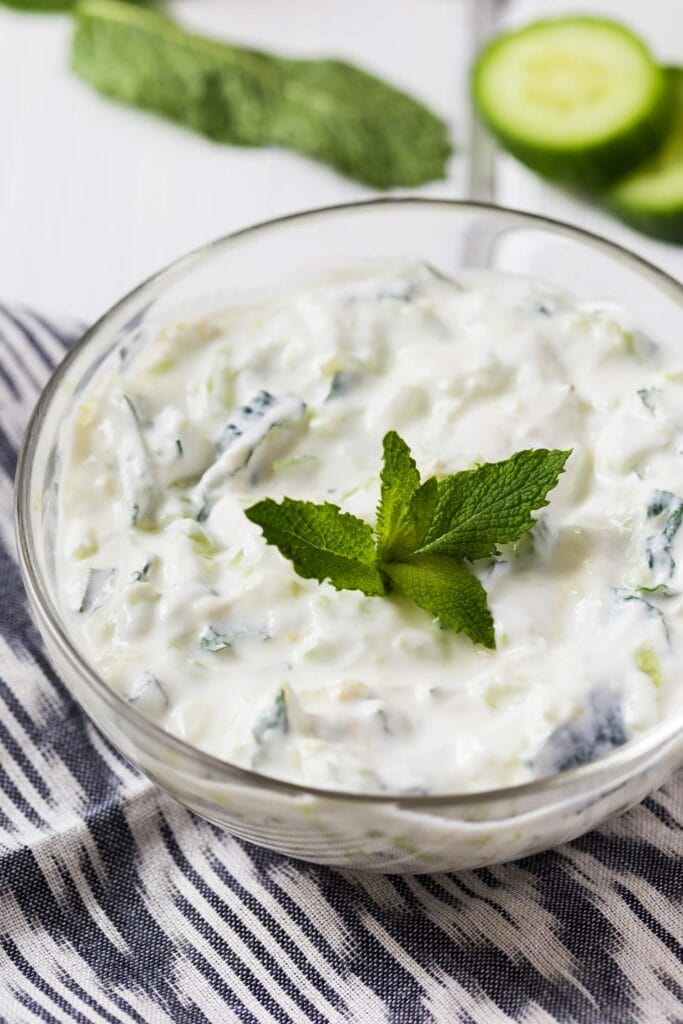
(0, 306), (681, 1024)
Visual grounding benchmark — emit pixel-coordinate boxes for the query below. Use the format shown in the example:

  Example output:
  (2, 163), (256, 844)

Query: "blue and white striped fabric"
(0, 306), (681, 1024)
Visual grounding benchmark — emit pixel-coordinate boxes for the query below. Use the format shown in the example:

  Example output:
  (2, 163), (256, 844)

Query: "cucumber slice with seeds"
(472, 17), (672, 189)
(606, 68), (683, 243)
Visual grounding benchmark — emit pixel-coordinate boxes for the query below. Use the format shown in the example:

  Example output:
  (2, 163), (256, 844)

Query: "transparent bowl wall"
(16, 200), (683, 873)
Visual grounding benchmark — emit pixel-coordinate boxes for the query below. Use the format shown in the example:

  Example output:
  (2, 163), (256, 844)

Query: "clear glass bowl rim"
(15, 197), (683, 808)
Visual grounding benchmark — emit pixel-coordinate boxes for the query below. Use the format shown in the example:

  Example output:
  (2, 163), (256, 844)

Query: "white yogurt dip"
(56, 263), (683, 794)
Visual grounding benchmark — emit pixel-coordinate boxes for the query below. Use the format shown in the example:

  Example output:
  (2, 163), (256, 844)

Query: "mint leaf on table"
(245, 498), (387, 597)
(246, 433), (570, 648)
(382, 555), (495, 649)
(0, 0), (71, 7)
(0, 0), (151, 11)
(0, 0), (73, 8)
(418, 449), (571, 560)
(70, 0), (452, 189)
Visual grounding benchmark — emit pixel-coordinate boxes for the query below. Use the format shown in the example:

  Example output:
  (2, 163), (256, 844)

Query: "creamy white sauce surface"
(56, 264), (683, 794)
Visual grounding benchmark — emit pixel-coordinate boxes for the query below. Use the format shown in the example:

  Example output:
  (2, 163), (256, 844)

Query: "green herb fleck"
(71, 0), (451, 189)
(246, 432), (570, 648)
(636, 583), (676, 596)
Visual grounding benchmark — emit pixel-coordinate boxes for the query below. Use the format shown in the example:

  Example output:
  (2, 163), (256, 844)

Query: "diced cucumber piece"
(118, 394), (159, 528)
(326, 371), (363, 401)
(634, 643), (663, 688)
(199, 625), (234, 652)
(193, 391), (306, 514)
(472, 17), (672, 188)
(606, 68), (683, 242)
(534, 688), (627, 775)
(131, 557), (154, 583)
(200, 623), (269, 650)
(612, 588), (670, 647)
(645, 489), (683, 585)
(79, 568), (116, 614)
(215, 391), (305, 459)
(126, 671), (168, 714)
(253, 689), (288, 745)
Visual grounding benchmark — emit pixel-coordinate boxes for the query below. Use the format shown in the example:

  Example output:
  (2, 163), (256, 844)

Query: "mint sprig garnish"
(246, 432), (571, 648)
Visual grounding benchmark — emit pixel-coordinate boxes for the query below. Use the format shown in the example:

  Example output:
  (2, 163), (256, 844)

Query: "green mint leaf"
(383, 554), (495, 648)
(0, 0), (153, 11)
(405, 476), (439, 550)
(246, 498), (387, 596)
(375, 431), (420, 559)
(375, 433), (440, 560)
(418, 448), (571, 560)
(0, 0), (71, 7)
(71, 0), (451, 189)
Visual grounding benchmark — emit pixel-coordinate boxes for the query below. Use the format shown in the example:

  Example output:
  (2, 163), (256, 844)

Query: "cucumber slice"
(606, 68), (683, 243)
(472, 17), (672, 188)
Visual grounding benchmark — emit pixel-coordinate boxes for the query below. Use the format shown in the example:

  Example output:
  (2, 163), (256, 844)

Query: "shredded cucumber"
(472, 17), (672, 188)
(606, 68), (683, 243)
(634, 643), (663, 688)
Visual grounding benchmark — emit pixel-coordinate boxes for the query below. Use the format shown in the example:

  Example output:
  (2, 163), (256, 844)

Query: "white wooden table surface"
(0, 0), (681, 322)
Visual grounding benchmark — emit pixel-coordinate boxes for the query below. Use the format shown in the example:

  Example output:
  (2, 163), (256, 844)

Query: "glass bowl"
(15, 199), (683, 874)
